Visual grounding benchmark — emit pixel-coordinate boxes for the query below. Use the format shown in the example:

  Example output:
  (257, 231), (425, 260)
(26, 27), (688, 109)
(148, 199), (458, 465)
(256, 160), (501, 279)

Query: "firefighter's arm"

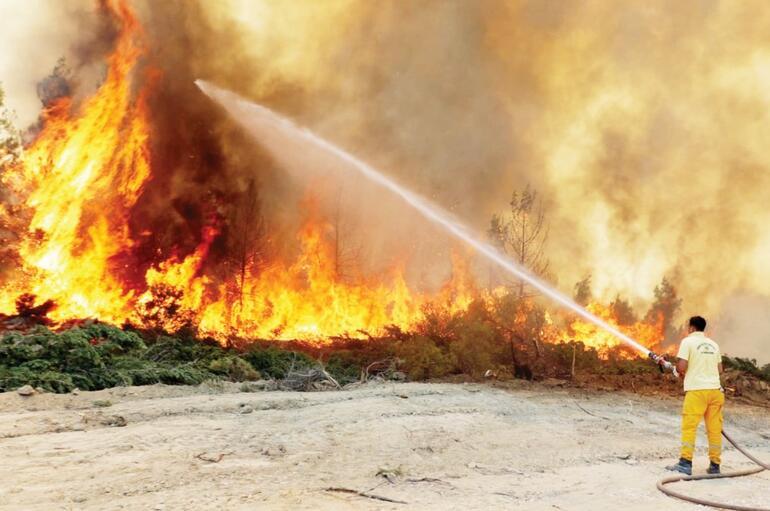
(674, 340), (689, 378)
(676, 358), (688, 377)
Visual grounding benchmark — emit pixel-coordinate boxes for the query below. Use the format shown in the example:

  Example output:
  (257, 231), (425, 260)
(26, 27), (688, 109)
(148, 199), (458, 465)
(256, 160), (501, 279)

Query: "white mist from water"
(195, 79), (653, 358)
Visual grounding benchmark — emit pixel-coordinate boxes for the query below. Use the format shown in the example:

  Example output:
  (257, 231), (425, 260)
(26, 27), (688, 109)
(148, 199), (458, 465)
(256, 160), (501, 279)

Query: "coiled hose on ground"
(657, 429), (770, 510)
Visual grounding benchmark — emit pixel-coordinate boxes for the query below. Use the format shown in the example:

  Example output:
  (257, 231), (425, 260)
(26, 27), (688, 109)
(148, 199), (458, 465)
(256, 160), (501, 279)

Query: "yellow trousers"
(681, 389), (724, 464)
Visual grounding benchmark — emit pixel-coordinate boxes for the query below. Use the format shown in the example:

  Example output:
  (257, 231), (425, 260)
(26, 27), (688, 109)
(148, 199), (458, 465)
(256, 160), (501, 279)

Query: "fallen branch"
(280, 366), (340, 391)
(573, 401), (633, 424)
(320, 368), (342, 390)
(362, 357), (399, 381)
(324, 487), (408, 504)
(406, 477), (452, 487)
(573, 401), (610, 420)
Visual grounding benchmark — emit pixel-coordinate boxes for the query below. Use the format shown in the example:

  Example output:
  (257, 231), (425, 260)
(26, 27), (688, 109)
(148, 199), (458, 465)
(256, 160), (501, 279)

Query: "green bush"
(396, 336), (455, 380)
(208, 356), (260, 381)
(323, 354), (360, 384)
(243, 347), (315, 379)
(0, 366), (76, 393)
(449, 317), (499, 377)
(0, 325), (225, 392)
(723, 356), (770, 383)
(82, 324), (146, 354)
(143, 335), (222, 364)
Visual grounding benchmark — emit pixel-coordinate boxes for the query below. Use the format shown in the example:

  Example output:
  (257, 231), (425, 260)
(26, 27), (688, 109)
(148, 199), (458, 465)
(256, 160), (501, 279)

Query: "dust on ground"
(1, 381), (768, 510)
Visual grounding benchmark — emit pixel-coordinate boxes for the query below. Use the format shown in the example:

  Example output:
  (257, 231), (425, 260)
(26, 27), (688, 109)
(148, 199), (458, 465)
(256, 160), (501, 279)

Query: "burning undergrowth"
(2, 310), (769, 404)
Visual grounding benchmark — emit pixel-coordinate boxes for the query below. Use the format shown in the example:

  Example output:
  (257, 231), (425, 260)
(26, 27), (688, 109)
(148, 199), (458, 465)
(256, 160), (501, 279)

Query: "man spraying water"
(198, 81), (768, 509)
(663, 315), (724, 476)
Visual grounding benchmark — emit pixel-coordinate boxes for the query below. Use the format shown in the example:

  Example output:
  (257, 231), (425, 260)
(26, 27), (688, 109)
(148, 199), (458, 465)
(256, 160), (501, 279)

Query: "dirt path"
(1, 381), (768, 510)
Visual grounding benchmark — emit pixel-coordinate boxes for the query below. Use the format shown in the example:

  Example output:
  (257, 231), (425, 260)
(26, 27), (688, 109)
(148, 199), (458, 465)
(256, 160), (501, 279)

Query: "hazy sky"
(0, 1), (89, 124)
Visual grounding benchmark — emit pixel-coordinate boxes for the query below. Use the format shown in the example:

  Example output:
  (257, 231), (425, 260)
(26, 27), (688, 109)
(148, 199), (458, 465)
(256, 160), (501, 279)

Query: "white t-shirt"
(676, 331), (722, 392)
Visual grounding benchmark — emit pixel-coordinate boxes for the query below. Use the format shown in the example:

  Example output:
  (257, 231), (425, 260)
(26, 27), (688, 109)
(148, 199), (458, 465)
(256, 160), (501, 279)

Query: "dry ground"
(1, 381), (768, 510)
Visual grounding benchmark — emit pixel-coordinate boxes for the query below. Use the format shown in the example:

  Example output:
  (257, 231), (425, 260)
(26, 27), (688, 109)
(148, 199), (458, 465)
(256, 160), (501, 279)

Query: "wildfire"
(0, 0), (479, 342)
(0, 0), (664, 356)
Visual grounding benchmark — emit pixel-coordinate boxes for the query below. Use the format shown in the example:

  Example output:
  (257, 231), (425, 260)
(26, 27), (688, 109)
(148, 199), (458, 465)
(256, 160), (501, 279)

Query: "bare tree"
(488, 184), (550, 297)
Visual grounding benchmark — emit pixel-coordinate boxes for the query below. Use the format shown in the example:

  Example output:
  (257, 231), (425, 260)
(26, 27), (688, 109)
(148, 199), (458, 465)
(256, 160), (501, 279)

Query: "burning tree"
(226, 178), (267, 310)
(0, 84), (23, 285)
(0, 0), (483, 342)
(645, 277), (682, 343)
(488, 184), (550, 297)
(610, 295), (637, 326)
(36, 58), (72, 109)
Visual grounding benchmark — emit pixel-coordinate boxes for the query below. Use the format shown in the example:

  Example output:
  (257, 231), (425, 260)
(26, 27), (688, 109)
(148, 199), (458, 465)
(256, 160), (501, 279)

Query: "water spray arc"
(195, 79), (653, 359)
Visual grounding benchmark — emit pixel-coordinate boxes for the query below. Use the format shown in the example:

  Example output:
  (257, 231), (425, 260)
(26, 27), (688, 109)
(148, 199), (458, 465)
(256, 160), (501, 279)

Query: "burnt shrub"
(541, 341), (602, 377)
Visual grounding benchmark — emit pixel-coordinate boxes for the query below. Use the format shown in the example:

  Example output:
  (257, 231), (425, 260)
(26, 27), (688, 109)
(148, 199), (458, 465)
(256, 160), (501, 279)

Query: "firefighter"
(665, 315), (724, 476)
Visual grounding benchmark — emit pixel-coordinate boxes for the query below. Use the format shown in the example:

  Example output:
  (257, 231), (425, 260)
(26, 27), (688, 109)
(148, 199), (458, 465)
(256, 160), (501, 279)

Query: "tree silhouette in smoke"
(488, 184), (550, 297)
(646, 277), (682, 343)
(573, 274), (592, 306)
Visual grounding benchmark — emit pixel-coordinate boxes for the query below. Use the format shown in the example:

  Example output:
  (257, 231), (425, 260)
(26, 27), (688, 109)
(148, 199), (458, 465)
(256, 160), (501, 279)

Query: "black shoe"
(707, 462), (720, 475)
(666, 458), (693, 475)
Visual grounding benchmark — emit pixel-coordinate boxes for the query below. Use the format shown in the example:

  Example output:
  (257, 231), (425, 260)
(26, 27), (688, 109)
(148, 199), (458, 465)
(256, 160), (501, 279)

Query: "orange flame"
(559, 302), (664, 357)
(2, 0), (149, 322)
(141, 216), (477, 341)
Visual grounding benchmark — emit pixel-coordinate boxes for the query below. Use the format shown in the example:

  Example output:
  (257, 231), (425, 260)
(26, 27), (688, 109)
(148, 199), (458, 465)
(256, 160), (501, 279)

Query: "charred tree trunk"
(509, 332), (533, 380)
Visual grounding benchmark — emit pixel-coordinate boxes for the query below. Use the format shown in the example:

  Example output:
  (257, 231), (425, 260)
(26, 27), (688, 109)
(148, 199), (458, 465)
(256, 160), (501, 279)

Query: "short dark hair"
(689, 316), (707, 332)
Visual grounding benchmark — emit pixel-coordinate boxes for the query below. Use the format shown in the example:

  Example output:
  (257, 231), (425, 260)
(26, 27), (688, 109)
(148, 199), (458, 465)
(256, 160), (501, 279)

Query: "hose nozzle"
(649, 351), (679, 378)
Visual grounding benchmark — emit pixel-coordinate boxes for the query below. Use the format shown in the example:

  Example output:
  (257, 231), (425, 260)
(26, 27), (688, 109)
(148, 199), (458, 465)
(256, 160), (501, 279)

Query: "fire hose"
(649, 352), (770, 511)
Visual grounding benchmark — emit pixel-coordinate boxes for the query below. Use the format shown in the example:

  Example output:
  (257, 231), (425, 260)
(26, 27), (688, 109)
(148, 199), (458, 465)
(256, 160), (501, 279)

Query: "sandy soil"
(1, 381), (768, 511)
